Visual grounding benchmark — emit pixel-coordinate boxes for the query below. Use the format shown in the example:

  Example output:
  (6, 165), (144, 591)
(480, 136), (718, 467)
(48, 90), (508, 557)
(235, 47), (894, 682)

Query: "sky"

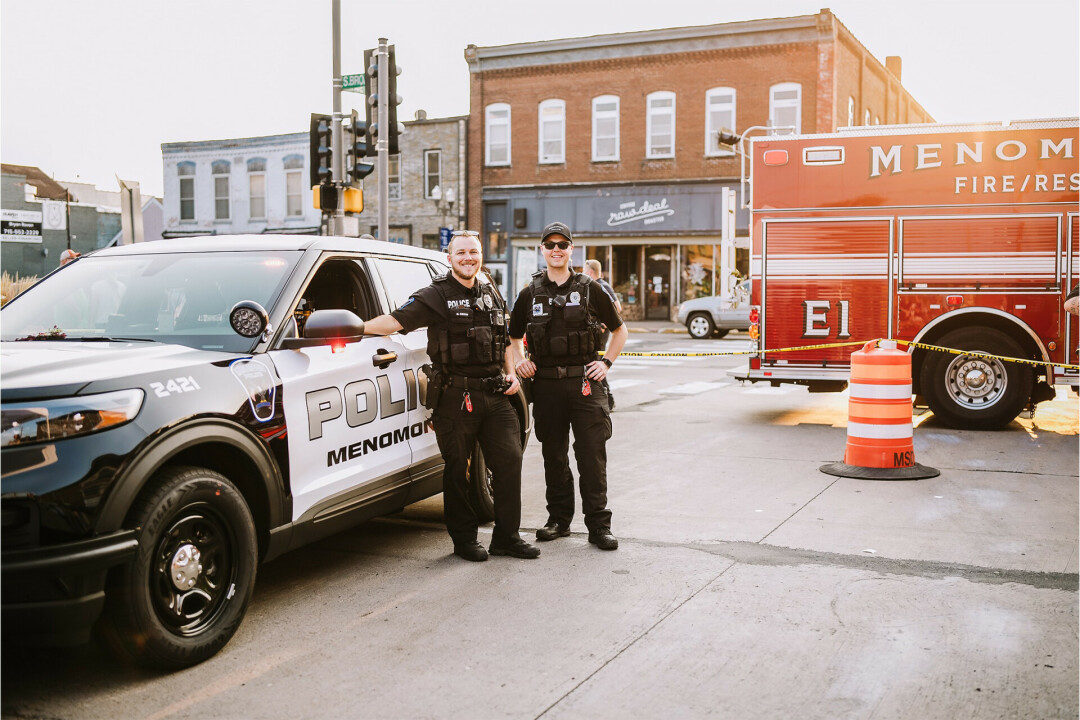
(2, 0), (1077, 198)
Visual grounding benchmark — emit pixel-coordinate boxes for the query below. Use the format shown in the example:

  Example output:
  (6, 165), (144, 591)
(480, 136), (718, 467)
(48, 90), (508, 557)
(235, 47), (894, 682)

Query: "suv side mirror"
(280, 309), (366, 349)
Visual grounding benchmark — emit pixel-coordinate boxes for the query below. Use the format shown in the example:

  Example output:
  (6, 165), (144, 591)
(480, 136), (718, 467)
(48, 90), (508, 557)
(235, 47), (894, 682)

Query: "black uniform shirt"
(392, 276), (506, 377)
(509, 273), (623, 347)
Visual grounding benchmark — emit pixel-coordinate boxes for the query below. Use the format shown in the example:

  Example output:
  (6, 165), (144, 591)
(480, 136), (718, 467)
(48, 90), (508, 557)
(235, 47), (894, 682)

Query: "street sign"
(439, 227), (452, 252)
(342, 74), (365, 93)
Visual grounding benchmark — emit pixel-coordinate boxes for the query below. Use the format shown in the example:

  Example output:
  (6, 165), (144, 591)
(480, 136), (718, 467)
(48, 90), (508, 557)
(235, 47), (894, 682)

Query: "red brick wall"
(468, 42), (821, 227)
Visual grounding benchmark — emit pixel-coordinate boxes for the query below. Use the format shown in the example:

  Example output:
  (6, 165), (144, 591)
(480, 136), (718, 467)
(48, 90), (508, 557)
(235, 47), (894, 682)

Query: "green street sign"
(342, 74), (365, 92)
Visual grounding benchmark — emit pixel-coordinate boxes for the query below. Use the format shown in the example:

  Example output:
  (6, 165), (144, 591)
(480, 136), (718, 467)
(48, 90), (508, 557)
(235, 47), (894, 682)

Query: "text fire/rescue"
(869, 136), (1078, 194)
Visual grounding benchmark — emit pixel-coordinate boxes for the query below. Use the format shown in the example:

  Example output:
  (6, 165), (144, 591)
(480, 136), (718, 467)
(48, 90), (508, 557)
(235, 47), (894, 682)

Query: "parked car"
(0, 235), (528, 669)
(676, 280), (751, 339)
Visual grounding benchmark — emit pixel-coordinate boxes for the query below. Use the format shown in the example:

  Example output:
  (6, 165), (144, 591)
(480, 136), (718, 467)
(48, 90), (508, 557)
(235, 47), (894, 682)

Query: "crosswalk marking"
(607, 378), (650, 390)
(659, 381), (731, 395)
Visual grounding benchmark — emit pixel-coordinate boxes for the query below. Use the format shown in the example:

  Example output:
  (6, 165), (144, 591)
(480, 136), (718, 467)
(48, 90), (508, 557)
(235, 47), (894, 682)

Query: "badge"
(484, 294), (493, 309)
(533, 303), (544, 316)
(569, 291), (581, 305)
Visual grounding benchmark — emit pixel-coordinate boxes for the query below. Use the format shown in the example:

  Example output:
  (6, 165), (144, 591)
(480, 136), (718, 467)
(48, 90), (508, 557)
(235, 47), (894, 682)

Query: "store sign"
(1, 209), (43, 243)
(606, 198), (676, 227)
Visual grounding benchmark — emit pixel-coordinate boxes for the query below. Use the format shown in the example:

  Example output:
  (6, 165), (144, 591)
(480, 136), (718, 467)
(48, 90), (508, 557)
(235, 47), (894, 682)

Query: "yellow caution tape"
(620, 338), (1080, 371)
(895, 339), (1080, 371)
(620, 340), (867, 358)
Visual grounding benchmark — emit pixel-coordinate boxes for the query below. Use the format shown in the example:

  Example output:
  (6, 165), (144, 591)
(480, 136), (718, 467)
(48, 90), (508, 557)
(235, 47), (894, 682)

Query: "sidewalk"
(623, 320), (685, 334)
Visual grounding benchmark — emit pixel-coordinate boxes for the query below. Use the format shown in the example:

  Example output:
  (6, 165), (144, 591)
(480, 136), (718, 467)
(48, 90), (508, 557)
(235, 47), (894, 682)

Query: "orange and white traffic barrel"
(820, 339), (939, 480)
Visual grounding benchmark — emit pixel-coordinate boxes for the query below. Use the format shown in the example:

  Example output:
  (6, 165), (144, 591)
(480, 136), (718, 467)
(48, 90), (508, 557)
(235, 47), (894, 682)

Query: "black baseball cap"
(541, 222), (573, 244)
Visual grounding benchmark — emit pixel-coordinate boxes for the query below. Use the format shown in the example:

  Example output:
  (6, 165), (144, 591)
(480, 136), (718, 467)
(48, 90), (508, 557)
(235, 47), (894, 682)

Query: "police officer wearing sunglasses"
(509, 222), (627, 550)
(363, 231), (540, 562)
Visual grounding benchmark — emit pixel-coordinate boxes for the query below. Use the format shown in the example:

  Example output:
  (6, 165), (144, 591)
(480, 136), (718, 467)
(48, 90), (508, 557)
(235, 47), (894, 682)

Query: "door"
(269, 256), (417, 523)
(645, 245), (672, 320)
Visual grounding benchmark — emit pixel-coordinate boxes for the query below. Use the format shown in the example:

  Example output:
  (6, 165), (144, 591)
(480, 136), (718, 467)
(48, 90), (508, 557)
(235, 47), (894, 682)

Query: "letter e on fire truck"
(730, 118), (1079, 429)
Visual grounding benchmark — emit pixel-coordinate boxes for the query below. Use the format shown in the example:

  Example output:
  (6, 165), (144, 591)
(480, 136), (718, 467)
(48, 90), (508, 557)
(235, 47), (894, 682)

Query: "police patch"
(532, 303), (544, 316)
(400, 297), (415, 309)
(569, 291), (581, 305)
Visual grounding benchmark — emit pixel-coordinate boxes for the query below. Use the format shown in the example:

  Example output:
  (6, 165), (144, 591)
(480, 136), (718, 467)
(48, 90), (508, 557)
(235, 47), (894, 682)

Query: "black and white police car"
(1, 235), (527, 669)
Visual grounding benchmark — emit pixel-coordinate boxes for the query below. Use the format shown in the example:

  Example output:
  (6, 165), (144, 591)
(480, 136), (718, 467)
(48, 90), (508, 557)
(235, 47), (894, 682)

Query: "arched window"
(646, 91), (676, 158)
(283, 155), (304, 217)
(247, 157), (267, 220)
(485, 103), (511, 166)
(177, 162), (196, 221)
(538, 99), (565, 164)
(212, 160), (230, 220)
(592, 95), (619, 162)
(770, 83), (802, 135)
(705, 87), (736, 157)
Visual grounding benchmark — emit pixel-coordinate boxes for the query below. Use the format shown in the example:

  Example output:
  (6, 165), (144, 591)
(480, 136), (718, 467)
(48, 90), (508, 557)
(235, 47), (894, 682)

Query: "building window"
(285, 171), (302, 216)
(249, 176), (266, 220)
(177, 161), (196, 221)
(424, 150), (441, 198)
(211, 160), (230, 220)
(283, 154), (304, 217)
(864, 109), (871, 126)
(538, 99), (565, 164)
(388, 154), (401, 200)
(485, 103), (511, 166)
(847, 97), (855, 127)
(705, 87), (736, 157)
(247, 157), (267, 220)
(646, 91), (675, 158)
(770, 82), (802, 134)
(592, 95), (620, 162)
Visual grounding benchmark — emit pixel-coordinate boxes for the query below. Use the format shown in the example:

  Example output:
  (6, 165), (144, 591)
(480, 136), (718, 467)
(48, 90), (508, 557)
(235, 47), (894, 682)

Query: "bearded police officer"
(509, 222), (627, 550)
(363, 231), (540, 562)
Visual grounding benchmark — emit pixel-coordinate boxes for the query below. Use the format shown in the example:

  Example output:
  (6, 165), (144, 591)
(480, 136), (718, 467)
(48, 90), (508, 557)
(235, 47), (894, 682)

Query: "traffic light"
(345, 109), (375, 185)
(309, 113), (333, 187)
(364, 45), (404, 155)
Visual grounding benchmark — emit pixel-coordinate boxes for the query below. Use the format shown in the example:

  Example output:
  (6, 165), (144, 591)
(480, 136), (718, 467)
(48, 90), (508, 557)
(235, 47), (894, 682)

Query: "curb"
(627, 326), (686, 334)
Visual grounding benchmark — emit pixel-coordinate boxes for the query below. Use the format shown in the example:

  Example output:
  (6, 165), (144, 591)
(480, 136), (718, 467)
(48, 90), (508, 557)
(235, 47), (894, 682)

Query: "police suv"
(1, 235), (527, 669)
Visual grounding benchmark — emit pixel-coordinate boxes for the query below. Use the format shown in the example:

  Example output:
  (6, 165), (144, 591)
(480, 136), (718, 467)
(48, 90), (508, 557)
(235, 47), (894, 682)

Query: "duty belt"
(446, 374), (509, 393)
(534, 365), (586, 379)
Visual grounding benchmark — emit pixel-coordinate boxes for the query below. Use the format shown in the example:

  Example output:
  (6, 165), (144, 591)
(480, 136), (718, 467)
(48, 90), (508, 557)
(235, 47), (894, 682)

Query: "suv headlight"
(1, 389), (144, 448)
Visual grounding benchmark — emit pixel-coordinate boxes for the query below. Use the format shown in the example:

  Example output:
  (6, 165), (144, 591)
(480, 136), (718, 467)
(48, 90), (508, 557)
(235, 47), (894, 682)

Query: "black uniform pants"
(431, 388), (523, 547)
(532, 376), (613, 532)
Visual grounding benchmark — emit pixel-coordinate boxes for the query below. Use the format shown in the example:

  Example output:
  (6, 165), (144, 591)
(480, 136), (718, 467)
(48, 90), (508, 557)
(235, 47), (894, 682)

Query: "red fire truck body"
(731, 119), (1079, 429)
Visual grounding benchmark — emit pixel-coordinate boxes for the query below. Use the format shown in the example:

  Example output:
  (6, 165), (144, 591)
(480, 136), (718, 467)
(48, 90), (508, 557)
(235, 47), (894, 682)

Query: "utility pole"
(329, 0), (345, 235)
(377, 37), (389, 244)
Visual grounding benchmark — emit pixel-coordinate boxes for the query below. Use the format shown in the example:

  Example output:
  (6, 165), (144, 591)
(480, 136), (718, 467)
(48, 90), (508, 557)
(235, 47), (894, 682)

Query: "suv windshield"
(1, 251), (300, 352)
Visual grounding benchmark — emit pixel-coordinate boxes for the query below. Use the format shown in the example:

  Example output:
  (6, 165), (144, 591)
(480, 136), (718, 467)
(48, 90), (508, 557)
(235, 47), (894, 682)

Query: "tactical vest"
(524, 272), (606, 366)
(425, 274), (508, 373)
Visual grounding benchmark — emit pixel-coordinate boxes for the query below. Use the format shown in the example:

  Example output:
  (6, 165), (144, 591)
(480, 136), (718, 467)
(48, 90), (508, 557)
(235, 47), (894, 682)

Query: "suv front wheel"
(101, 466), (258, 670)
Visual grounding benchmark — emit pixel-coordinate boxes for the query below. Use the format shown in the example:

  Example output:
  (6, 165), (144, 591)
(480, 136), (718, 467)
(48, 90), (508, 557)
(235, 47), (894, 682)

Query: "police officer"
(509, 222), (627, 550)
(363, 231), (540, 562)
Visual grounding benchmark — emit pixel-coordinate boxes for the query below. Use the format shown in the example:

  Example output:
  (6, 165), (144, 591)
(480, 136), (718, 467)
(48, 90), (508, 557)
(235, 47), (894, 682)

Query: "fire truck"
(730, 118), (1079, 430)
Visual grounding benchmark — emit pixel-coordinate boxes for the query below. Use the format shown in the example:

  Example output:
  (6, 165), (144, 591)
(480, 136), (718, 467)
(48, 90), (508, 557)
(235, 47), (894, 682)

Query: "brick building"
(465, 9), (932, 318)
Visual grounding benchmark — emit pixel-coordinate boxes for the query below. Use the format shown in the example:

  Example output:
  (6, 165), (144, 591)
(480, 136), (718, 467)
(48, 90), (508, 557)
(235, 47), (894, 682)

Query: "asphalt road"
(3, 331), (1078, 719)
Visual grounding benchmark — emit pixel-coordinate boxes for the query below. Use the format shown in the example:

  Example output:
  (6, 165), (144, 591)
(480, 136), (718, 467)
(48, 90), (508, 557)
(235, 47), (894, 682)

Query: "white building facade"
(161, 133), (321, 237)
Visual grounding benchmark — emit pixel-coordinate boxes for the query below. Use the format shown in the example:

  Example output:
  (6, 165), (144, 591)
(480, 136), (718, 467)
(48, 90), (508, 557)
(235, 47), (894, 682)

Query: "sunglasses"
(541, 240), (572, 251)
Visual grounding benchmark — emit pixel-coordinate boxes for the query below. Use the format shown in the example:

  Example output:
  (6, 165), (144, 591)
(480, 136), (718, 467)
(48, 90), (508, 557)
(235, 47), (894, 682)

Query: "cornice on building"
(161, 132), (307, 155)
(465, 12), (823, 71)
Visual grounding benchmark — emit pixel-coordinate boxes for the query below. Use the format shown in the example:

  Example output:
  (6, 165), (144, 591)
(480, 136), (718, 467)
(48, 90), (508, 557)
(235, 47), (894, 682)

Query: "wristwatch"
(601, 358), (613, 368)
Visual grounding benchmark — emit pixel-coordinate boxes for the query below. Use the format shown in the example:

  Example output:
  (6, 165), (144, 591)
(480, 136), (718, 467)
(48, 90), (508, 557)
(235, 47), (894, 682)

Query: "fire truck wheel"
(687, 313), (715, 339)
(919, 327), (1032, 430)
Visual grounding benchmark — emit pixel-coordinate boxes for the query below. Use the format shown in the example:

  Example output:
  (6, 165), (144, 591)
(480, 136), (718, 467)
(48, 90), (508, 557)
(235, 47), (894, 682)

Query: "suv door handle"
(372, 349), (397, 369)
